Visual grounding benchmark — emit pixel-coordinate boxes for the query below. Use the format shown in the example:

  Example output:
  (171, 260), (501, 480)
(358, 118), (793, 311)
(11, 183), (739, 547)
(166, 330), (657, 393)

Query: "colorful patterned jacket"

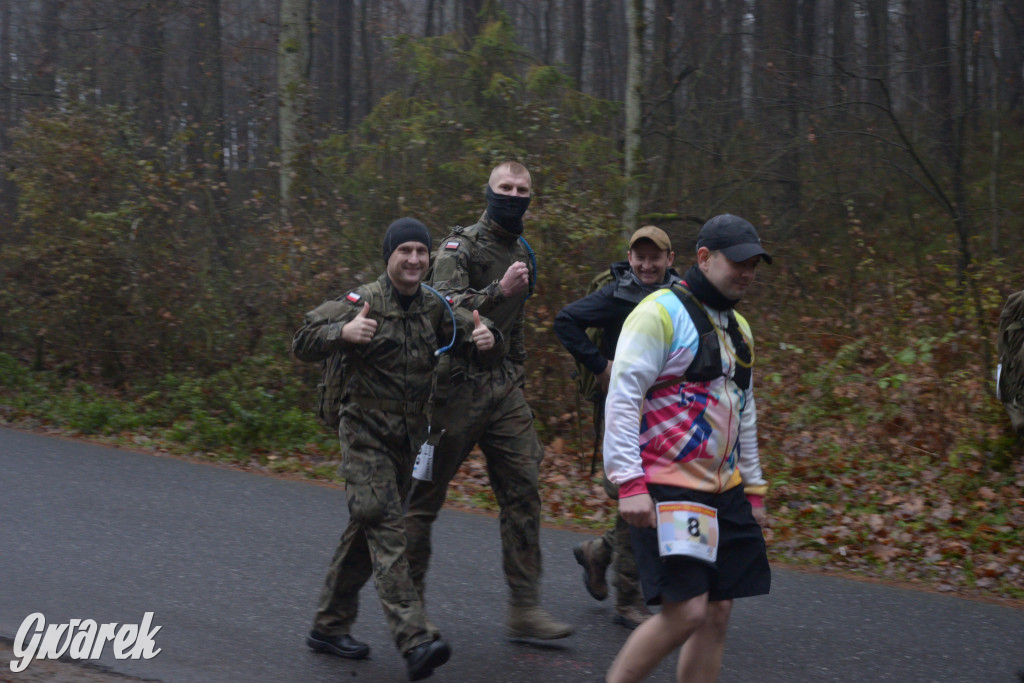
(603, 287), (768, 505)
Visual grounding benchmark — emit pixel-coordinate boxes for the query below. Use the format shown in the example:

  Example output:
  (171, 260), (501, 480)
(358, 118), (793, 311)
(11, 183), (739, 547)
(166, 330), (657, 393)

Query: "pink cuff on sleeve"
(619, 476), (649, 499)
(746, 494), (764, 508)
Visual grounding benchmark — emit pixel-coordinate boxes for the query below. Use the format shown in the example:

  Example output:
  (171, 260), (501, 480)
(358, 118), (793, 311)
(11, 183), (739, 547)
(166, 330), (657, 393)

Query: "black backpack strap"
(647, 284), (752, 394)
(723, 313), (752, 390)
(647, 285), (718, 394)
(674, 284), (724, 384)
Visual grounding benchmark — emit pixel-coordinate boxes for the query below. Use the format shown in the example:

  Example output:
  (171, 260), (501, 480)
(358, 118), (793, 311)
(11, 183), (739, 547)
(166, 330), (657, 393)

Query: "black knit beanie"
(382, 217), (432, 263)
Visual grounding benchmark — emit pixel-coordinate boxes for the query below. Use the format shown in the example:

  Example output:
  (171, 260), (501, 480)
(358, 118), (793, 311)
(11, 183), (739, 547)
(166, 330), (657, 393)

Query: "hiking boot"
(405, 637), (451, 681)
(612, 603), (652, 631)
(306, 630), (370, 660)
(505, 606), (574, 640)
(573, 539), (610, 601)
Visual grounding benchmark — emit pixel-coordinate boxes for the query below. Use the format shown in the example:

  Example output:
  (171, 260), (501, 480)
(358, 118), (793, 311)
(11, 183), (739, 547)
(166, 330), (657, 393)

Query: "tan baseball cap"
(628, 225), (672, 251)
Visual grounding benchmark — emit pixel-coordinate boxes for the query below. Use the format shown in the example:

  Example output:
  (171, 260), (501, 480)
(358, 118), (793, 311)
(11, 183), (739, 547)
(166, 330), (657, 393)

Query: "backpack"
(571, 268), (615, 405)
(666, 284), (751, 392)
(571, 274), (748, 472)
(303, 296), (356, 432)
(317, 350), (346, 430)
(997, 290), (1024, 435)
(572, 276), (750, 405)
(309, 283), (456, 432)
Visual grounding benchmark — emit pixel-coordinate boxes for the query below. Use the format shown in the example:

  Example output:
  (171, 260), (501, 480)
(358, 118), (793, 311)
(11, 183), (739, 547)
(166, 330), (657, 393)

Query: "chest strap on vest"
(646, 285), (752, 395)
(518, 235), (537, 299)
(349, 396), (428, 414)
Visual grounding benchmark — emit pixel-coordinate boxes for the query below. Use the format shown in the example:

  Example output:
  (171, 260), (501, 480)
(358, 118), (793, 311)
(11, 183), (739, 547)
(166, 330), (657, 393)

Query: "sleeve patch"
(444, 240), (461, 250)
(445, 295), (454, 305)
(345, 292), (362, 303)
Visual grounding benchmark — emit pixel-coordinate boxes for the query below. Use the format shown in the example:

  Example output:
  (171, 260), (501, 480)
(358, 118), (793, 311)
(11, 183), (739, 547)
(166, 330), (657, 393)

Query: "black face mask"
(684, 264), (739, 311)
(485, 185), (531, 235)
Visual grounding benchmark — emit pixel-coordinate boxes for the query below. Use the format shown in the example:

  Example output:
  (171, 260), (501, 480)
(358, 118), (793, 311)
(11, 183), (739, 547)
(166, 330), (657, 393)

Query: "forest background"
(0, 0), (1022, 603)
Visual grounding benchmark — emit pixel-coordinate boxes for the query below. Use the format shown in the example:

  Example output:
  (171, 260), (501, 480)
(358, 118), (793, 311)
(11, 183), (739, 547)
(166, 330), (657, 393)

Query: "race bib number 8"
(656, 501), (719, 563)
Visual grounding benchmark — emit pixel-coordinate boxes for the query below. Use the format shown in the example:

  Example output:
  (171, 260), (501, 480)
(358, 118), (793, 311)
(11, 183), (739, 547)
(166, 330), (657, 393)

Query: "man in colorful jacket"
(601, 214), (772, 683)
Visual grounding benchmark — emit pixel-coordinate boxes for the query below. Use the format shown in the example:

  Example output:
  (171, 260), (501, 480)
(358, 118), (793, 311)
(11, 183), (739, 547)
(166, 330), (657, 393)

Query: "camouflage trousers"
(404, 363), (544, 607)
(597, 474), (643, 607)
(312, 408), (438, 654)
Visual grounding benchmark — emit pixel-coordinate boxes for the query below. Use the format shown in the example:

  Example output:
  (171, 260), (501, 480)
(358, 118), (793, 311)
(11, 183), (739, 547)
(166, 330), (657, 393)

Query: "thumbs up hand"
(471, 310), (495, 351)
(341, 302), (378, 344)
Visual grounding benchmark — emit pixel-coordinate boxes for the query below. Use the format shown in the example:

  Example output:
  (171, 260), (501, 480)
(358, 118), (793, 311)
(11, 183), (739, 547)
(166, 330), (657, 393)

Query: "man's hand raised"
(499, 261), (530, 298)
(471, 310), (495, 351)
(341, 302), (378, 344)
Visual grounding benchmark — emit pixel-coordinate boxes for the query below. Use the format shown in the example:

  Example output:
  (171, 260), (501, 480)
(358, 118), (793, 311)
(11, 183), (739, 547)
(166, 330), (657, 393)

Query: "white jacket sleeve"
(602, 298), (674, 495)
(737, 383), (768, 496)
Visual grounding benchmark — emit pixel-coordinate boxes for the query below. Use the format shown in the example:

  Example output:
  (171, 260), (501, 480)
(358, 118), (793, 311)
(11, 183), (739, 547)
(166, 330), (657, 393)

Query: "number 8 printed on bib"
(656, 501), (720, 563)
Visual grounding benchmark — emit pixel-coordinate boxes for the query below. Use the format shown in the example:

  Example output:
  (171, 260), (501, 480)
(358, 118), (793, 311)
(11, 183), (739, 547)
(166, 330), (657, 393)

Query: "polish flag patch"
(346, 292), (362, 303)
(445, 295), (454, 305)
(444, 240), (461, 250)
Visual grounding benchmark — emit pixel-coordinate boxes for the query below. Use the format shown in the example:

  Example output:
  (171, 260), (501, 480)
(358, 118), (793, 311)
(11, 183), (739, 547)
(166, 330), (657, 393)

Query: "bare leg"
(605, 595), (709, 683)
(676, 599), (732, 683)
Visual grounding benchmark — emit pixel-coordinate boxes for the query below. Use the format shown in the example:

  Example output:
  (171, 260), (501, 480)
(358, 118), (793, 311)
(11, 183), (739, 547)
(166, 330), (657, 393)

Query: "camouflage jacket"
(430, 212), (535, 367)
(292, 273), (490, 411)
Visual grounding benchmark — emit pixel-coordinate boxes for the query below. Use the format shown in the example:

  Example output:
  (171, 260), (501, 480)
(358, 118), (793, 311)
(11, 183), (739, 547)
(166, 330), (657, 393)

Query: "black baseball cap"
(696, 214), (772, 264)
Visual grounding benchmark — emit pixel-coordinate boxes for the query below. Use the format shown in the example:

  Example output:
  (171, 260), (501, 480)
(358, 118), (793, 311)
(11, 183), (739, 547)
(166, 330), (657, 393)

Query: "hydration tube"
(421, 283), (457, 356)
(518, 235), (537, 300)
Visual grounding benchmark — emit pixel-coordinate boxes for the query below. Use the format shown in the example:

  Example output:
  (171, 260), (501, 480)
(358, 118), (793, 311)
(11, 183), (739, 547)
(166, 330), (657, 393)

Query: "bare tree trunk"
(650, 0), (674, 203)
(922, 0), (952, 146)
(541, 0), (555, 64)
(999, 0), (1023, 109)
(313, 0), (353, 130)
(139, 3), (166, 146)
(0, 0), (13, 219)
(592, 0), (613, 99)
(622, 0), (643, 234)
(986, 0), (1002, 254)
(798, 0), (817, 115)
(36, 0), (61, 98)
(832, 0), (854, 109)
(950, 2), (992, 377)
(0, 0), (11, 134)
(425, 0), (436, 36)
(951, 0), (971, 285)
(337, 0), (353, 130)
(358, 1), (374, 121)
(724, 0), (745, 119)
(462, 0), (483, 43)
(562, 0), (585, 88)
(279, 0), (313, 213)
(201, 0), (226, 175)
(759, 0), (801, 213)
(312, 0), (335, 126)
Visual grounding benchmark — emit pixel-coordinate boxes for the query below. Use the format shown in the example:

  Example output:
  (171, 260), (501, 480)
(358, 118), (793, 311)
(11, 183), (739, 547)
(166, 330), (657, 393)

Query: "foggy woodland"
(1, 0), (1023, 469)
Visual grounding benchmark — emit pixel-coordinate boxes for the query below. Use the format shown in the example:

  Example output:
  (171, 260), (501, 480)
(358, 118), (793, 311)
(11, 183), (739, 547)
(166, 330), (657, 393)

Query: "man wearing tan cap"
(553, 225), (680, 630)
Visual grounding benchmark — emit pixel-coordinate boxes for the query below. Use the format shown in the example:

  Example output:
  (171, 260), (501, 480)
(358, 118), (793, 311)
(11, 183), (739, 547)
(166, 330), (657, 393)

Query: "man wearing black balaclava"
(404, 162), (575, 641)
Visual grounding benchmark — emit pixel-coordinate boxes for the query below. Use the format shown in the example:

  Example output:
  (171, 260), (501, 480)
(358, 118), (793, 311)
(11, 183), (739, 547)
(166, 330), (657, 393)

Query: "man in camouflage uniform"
(293, 218), (497, 681)
(404, 162), (574, 640)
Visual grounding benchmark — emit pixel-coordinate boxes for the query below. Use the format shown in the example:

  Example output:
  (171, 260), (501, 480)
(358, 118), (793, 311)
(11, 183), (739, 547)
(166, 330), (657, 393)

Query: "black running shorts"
(628, 484), (771, 604)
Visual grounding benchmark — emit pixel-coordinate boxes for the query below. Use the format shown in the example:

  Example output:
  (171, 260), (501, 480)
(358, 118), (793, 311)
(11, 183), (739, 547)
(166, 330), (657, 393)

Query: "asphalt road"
(2, 427), (1022, 682)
